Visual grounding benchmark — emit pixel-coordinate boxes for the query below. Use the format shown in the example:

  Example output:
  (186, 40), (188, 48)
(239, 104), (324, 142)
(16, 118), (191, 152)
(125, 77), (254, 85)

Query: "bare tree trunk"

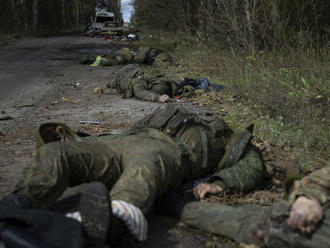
(32, 0), (38, 32)
(22, 0), (28, 32)
(11, 0), (17, 33)
(270, 0), (281, 48)
(61, 0), (65, 28)
(76, 0), (80, 25)
(244, 0), (255, 50)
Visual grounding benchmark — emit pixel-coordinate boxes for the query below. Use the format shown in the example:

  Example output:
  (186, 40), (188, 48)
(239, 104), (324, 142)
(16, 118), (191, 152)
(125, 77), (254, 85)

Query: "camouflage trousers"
(180, 200), (330, 248)
(15, 132), (184, 214)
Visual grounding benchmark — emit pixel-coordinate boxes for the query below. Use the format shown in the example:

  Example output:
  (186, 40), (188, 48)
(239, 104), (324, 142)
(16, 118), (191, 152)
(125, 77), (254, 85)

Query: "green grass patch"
(0, 34), (17, 41)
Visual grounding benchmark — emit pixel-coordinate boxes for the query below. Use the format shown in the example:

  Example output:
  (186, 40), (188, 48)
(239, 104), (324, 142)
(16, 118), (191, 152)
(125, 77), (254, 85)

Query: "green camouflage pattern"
(181, 200), (330, 247)
(210, 144), (264, 192)
(181, 167), (330, 248)
(217, 126), (253, 170)
(180, 201), (271, 244)
(119, 47), (134, 62)
(154, 52), (173, 67)
(76, 46), (171, 67)
(77, 55), (96, 65)
(135, 46), (151, 64)
(108, 65), (179, 101)
(16, 128), (184, 214)
(289, 167), (330, 206)
(15, 106), (264, 217)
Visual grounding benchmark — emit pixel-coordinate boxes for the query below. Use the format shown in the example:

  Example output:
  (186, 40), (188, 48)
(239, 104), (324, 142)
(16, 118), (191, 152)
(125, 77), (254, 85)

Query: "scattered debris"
(127, 33), (138, 41)
(0, 116), (13, 121)
(93, 87), (104, 96)
(79, 121), (100, 125)
(177, 78), (224, 92)
(15, 104), (36, 109)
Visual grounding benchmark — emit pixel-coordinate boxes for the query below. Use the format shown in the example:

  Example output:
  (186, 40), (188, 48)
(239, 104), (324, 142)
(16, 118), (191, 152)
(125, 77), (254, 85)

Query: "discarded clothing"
(0, 195), (87, 248)
(178, 78), (224, 92)
(90, 55), (105, 67)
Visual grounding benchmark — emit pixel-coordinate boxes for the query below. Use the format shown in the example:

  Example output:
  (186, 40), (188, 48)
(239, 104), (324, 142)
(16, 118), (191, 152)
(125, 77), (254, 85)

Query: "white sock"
(111, 200), (148, 242)
(65, 211), (82, 223)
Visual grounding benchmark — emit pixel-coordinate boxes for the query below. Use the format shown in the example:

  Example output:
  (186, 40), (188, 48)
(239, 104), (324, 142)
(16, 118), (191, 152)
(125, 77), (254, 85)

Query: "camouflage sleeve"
(289, 167), (330, 206)
(132, 79), (161, 102)
(209, 145), (264, 193)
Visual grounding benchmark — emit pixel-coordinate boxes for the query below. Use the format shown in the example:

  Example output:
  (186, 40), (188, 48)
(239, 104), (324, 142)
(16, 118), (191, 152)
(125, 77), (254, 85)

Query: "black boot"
(76, 182), (111, 243)
(0, 194), (32, 210)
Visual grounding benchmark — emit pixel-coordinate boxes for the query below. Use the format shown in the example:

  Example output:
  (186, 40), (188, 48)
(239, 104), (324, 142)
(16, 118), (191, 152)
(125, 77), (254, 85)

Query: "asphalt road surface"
(0, 36), (71, 105)
(0, 35), (118, 108)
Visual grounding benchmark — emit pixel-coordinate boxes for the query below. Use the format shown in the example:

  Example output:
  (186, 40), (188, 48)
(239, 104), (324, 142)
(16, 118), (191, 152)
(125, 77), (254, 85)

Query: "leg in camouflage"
(179, 201), (271, 244)
(180, 199), (330, 248)
(15, 141), (122, 208)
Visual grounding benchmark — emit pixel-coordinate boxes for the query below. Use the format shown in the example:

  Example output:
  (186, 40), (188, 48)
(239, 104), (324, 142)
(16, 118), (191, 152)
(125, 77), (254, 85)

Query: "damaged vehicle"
(90, 10), (122, 33)
(84, 0), (123, 34)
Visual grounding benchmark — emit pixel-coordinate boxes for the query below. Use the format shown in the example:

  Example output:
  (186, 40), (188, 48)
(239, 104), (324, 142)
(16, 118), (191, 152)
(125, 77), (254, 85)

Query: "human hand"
(158, 94), (170, 103)
(193, 183), (223, 201)
(287, 196), (323, 234)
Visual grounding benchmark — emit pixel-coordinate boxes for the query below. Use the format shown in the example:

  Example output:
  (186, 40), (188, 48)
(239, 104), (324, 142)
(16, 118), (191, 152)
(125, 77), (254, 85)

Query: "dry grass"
(139, 30), (330, 171)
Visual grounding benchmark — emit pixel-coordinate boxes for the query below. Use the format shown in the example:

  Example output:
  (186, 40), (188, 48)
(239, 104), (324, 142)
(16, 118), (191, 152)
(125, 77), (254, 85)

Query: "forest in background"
(134, 0), (330, 50)
(0, 0), (120, 35)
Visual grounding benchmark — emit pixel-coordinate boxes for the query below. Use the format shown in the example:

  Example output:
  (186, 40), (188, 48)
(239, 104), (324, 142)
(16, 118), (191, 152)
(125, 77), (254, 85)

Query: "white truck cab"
(91, 9), (120, 32)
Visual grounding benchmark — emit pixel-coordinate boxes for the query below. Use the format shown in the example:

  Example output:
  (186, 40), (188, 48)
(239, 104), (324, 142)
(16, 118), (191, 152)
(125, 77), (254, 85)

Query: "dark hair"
(151, 83), (172, 97)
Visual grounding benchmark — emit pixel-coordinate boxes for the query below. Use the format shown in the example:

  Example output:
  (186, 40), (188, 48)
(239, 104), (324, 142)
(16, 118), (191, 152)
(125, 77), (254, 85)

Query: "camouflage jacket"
(108, 65), (179, 102)
(131, 105), (264, 193)
(289, 167), (330, 206)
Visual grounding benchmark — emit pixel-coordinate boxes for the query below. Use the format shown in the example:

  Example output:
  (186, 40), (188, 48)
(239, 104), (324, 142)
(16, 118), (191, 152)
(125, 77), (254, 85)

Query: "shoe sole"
(78, 182), (110, 242)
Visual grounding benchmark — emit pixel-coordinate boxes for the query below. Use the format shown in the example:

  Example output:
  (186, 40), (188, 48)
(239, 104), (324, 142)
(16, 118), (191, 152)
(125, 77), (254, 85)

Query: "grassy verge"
(0, 34), (17, 42)
(138, 29), (330, 171)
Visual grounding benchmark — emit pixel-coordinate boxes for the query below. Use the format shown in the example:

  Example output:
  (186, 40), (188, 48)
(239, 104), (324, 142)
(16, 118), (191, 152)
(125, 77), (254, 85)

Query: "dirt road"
(0, 35), (237, 248)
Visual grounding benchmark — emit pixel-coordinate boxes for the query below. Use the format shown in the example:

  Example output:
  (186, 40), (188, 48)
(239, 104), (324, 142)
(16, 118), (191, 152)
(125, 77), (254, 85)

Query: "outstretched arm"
(286, 167), (330, 234)
(193, 145), (264, 200)
(210, 145), (264, 193)
(289, 167), (330, 206)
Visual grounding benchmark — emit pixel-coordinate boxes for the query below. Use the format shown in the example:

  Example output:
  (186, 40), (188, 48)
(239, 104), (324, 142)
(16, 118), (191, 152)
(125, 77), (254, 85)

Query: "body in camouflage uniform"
(179, 167), (330, 248)
(107, 64), (180, 102)
(15, 105), (264, 217)
(77, 46), (172, 67)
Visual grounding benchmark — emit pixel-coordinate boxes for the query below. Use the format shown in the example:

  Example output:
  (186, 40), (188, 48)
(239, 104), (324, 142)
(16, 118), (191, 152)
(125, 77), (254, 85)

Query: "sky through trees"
(121, 0), (134, 22)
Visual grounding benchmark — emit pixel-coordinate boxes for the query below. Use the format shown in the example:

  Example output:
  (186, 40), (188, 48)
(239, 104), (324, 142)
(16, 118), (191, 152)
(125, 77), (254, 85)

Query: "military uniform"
(107, 65), (179, 102)
(180, 167), (330, 248)
(77, 46), (171, 67)
(15, 106), (264, 217)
